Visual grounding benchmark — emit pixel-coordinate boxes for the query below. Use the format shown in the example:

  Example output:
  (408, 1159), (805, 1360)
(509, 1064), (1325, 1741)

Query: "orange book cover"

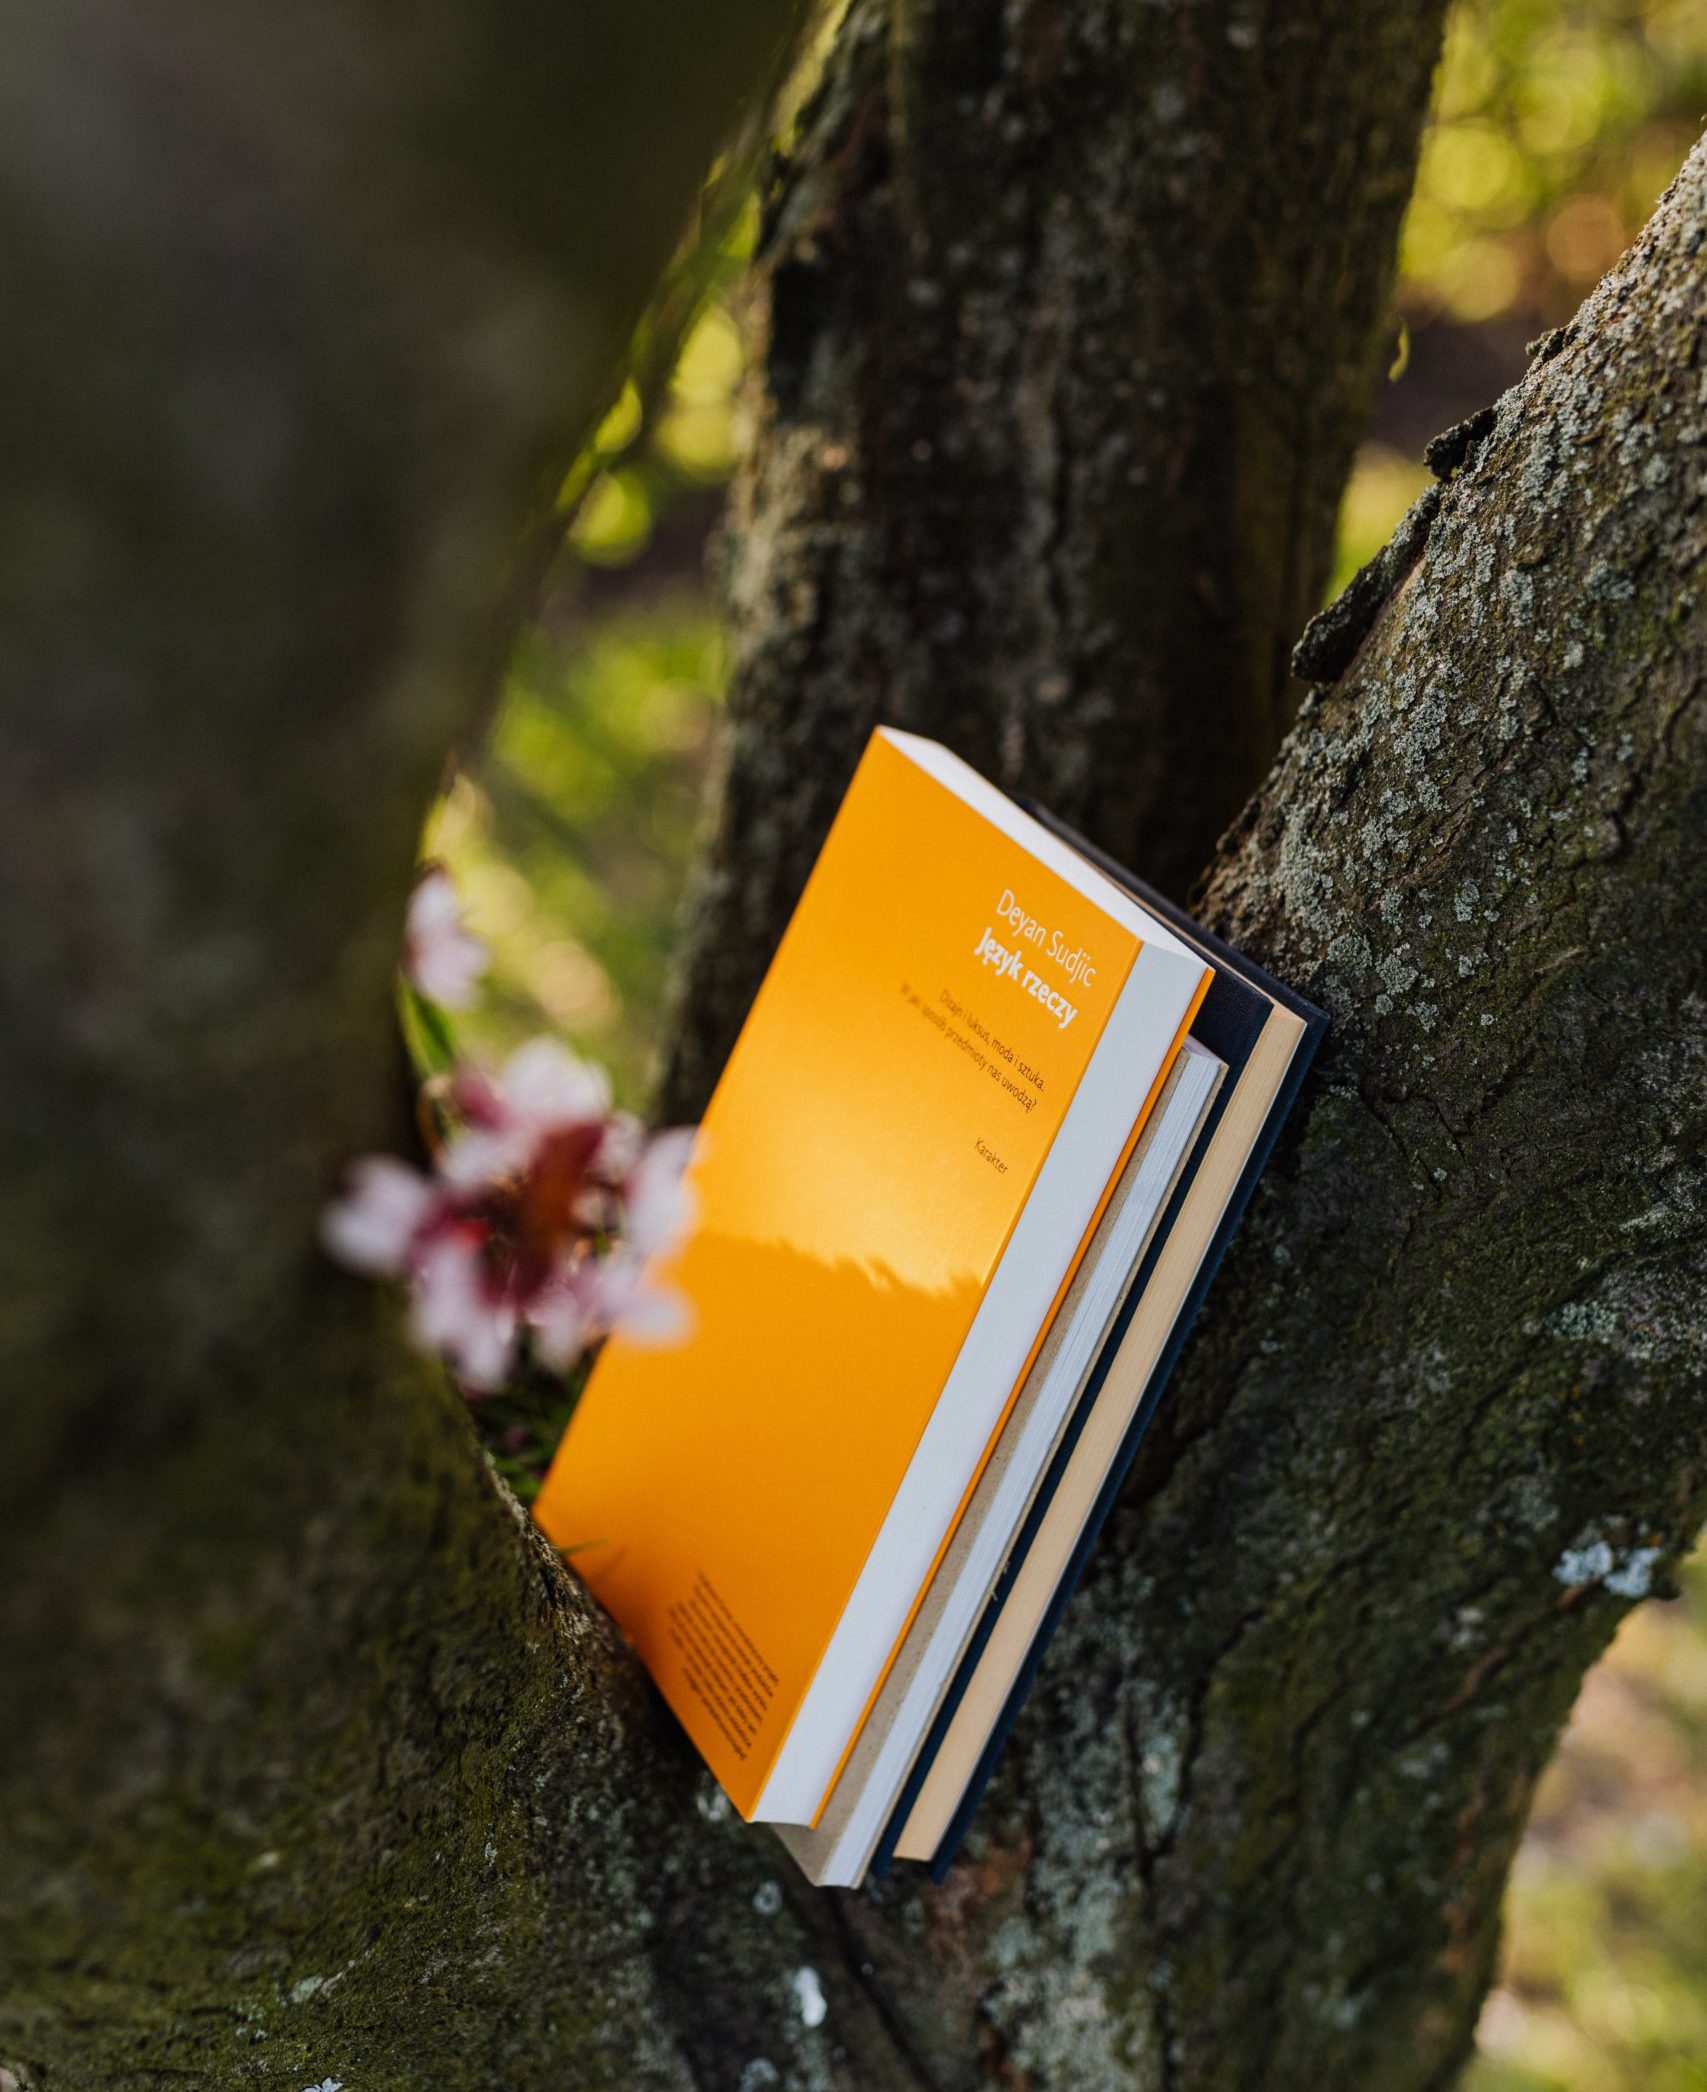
(534, 728), (1202, 1819)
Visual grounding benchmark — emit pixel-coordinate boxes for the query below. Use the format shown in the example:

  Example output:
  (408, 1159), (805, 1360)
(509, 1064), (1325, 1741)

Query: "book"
(784, 872), (1322, 1887)
(532, 730), (1323, 1883)
(777, 1039), (1223, 1886)
(534, 728), (1212, 1824)
(879, 832), (1327, 1876)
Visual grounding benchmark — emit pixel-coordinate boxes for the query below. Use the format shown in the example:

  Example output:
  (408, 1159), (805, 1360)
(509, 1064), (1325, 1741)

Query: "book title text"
(974, 885), (1101, 1030)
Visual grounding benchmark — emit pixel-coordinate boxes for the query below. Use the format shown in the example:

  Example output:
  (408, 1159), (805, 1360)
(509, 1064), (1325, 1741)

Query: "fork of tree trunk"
(2, 3), (1703, 2088)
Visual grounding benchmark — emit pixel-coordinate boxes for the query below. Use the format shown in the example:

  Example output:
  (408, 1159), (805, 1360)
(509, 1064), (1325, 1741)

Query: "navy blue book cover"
(872, 823), (1326, 1877)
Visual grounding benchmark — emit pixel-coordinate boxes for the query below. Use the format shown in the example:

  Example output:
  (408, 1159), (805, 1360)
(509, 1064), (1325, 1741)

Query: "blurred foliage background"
(1336, 0), (1707, 594)
(425, 3), (1707, 2081)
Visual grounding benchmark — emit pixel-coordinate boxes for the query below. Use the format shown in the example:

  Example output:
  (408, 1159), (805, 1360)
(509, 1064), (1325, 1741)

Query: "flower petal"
(410, 1230), (517, 1391)
(586, 1250), (693, 1346)
(320, 1157), (437, 1276)
(613, 1279), (693, 1346)
(437, 1123), (533, 1189)
(527, 1273), (591, 1371)
(624, 1127), (698, 1259)
(404, 868), (488, 1009)
(500, 1037), (611, 1131)
(406, 867), (461, 938)
(596, 1109), (646, 1184)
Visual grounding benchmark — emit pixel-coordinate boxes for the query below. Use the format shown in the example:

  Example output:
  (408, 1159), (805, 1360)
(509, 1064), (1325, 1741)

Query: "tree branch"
(657, 0), (1449, 1120)
(0, 2), (838, 2084)
(5, 0), (1702, 2085)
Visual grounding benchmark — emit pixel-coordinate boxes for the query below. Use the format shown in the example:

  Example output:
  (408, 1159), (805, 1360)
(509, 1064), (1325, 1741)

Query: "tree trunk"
(656, 0), (1448, 1121)
(0, 4), (859, 2086)
(4, 6), (1705, 2092)
(831, 160), (1707, 2089)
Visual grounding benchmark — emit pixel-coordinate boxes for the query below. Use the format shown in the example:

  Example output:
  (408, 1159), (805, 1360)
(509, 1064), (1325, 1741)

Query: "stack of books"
(535, 728), (1324, 1887)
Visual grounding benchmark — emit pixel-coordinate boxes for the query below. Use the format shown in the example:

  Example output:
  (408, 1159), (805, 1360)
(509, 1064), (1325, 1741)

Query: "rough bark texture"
(3, 0), (1705, 2088)
(836, 162), (1707, 2090)
(657, 0), (1448, 1121)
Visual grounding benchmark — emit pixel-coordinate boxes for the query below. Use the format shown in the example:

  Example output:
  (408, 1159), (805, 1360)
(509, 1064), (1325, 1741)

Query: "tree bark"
(657, 0), (1448, 1121)
(834, 161), (1707, 2091)
(4, 6), (1705, 2092)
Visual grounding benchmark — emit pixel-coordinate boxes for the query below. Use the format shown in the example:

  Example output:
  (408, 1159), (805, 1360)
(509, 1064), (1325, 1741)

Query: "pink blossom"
(403, 867), (488, 1008)
(320, 1037), (698, 1394)
(440, 1038), (613, 1189)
